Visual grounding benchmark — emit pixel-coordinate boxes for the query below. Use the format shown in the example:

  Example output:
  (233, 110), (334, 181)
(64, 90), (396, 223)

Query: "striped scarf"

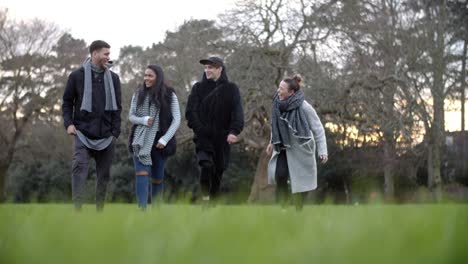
(132, 95), (159, 165)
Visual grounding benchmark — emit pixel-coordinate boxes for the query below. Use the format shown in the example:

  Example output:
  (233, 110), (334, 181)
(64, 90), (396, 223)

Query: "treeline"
(1, 0), (468, 204)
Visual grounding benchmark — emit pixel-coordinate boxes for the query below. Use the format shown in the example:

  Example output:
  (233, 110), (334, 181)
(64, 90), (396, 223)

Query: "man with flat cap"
(186, 56), (244, 204)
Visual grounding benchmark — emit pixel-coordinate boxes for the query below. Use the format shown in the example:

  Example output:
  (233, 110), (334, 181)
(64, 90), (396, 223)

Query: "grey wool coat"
(267, 100), (327, 193)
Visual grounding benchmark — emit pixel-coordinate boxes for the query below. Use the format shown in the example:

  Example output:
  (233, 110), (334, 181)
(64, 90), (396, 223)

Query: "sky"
(1, 0), (236, 56)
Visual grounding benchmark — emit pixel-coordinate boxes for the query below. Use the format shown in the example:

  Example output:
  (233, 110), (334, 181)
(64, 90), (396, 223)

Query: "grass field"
(1, 203), (467, 264)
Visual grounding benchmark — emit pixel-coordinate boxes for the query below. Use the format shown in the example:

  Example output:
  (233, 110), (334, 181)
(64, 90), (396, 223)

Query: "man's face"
(91, 48), (110, 68)
(204, 64), (222, 80)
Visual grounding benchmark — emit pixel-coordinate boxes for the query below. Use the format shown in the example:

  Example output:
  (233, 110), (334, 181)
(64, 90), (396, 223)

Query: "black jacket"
(62, 67), (122, 139)
(185, 68), (244, 170)
(185, 70), (244, 139)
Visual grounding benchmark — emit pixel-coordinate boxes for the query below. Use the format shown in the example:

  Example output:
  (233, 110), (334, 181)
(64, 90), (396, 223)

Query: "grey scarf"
(271, 90), (312, 150)
(80, 57), (118, 112)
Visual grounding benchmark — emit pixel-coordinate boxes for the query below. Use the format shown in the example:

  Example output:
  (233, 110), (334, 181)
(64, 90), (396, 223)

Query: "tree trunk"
(460, 39), (468, 183)
(427, 143), (434, 189)
(460, 39), (467, 179)
(248, 147), (276, 203)
(430, 81), (445, 201)
(383, 138), (395, 201)
(343, 177), (350, 204)
(381, 81), (397, 201)
(0, 145), (15, 202)
(461, 40), (467, 133)
(0, 164), (7, 202)
(427, 130), (442, 202)
(380, 0), (400, 202)
(382, 91), (396, 201)
(427, 3), (446, 201)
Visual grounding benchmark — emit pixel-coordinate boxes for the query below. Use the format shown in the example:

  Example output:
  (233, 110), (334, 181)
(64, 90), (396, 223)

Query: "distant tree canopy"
(1, 0), (468, 203)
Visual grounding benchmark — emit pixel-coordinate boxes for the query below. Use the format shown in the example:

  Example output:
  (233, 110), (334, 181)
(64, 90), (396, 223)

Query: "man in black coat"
(62, 40), (122, 211)
(186, 56), (244, 203)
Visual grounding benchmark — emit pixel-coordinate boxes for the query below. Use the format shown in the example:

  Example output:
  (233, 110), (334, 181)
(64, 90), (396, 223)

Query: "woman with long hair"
(129, 65), (180, 209)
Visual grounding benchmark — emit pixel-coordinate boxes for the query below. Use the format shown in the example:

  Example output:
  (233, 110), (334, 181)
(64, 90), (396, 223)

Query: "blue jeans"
(133, 149), (165, 209)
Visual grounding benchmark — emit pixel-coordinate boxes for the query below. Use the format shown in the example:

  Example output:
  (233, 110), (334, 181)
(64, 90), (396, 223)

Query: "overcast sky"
(2, 0), (236, 56)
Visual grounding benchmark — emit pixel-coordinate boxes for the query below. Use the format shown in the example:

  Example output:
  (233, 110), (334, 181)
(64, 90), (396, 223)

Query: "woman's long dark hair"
(137, 65), (173, 109)
(137, 64), (175, 130)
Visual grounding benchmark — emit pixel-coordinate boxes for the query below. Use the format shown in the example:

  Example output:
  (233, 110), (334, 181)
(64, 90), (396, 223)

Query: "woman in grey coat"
(266, 75), (328, 210)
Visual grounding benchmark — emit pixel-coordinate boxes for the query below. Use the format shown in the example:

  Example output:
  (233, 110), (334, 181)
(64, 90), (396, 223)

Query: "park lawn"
(0, 203), (467, 264)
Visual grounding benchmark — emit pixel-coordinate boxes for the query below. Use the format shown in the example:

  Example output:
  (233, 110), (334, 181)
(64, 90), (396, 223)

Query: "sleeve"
(62, 72), (76, 130)
(185, 83), (204, 134)
(111, 74), (122, 138)
(158, 93), (181, 146)
(229, 84), (244, 135)
(128, 93), (150, 126)
(304, 102), (327, 156)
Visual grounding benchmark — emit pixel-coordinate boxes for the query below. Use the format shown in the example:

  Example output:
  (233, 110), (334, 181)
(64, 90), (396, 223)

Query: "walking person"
(62, 40), (122, 211)
(129, 65), (180, 210)
(185, 56), (244, 204)
(266, 74), (328, 210)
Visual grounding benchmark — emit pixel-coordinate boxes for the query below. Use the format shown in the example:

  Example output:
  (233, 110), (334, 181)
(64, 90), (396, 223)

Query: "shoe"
(202, 196), (211, 209)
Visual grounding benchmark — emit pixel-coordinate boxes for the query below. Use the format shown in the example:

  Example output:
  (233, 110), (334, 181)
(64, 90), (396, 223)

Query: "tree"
(0, 11), (65, 201)
(404, 0), (460, 198)
(334, 0), (422, 200)
(447, 0), (468, 179)
(447, 0), (468, 132)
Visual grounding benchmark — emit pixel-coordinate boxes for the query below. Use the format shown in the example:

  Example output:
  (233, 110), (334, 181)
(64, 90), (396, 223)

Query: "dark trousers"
(275, 150), (306, 210)
(197, 150), (224, 199)
(195, 134), (231, 201)
(200, 164), (224, 199)
(72, 136), (114, 210)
